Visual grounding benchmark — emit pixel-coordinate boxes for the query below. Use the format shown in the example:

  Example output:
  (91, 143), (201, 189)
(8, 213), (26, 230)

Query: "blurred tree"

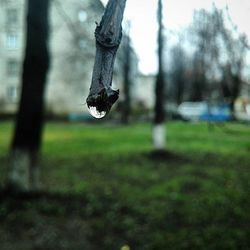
(121, 30), (132, 124)
(190, 52), (207, 101)
(220, 33), (248, 113)
(184, 6), (248, 107)
(153, 0), (167, 151)
(7, 0), (50, 191)
(169, 43), (186, 104)
(189, 9), (211, 101)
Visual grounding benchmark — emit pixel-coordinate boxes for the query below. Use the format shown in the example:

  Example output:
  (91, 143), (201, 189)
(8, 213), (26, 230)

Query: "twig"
(86, 0), (127, 116)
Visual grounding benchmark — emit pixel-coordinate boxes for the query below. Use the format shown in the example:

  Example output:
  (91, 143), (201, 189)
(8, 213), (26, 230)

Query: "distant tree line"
(166, 6), (249, 113)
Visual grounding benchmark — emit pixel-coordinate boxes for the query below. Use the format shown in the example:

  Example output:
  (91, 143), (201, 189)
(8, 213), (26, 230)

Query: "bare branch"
(86, 0), (127, 118)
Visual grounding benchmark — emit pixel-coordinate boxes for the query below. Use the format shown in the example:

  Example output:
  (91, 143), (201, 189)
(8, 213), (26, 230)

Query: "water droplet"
(87, 106), (107, 119)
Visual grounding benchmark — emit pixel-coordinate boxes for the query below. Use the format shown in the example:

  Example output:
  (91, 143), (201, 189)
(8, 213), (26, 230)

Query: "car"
(178, 102), (232, 121)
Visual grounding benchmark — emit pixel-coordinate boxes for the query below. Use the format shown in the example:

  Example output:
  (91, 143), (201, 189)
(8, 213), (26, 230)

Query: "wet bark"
(86, 0), (127, 115)
(7, 0), (50, 191)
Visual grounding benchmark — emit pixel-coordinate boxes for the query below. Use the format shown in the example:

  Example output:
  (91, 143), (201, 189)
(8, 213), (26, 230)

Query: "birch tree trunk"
(153, 0), (166, 150)
(7, 0), (50, 191)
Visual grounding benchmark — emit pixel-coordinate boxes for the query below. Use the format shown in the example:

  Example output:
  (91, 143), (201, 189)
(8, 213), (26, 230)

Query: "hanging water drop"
(87, 106), (107, 119)
(86, 88), (118, 119)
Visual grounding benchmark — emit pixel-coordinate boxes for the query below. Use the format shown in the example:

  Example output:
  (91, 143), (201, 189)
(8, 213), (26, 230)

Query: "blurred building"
(0, 0), (26, 114)
(47, 0), (104, 115)
(135, 74), (155, 109)
(0, 0), (138, 117)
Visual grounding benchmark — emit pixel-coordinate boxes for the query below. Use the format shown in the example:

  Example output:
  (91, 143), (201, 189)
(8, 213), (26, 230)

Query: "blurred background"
(0, 0), (250, 249)
(0, 0), (250, 121)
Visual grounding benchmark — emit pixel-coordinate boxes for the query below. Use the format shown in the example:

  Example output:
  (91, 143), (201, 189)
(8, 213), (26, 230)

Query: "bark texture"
(86, 0), (127, 115)
(7, 0), (50, 191)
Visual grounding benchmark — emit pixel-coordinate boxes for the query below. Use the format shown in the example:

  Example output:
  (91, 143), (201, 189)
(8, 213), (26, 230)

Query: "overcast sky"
(100, 0), (250, 75)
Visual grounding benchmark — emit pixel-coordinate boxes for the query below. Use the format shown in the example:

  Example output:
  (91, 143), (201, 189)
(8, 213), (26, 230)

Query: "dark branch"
(86, 0), (126, 117)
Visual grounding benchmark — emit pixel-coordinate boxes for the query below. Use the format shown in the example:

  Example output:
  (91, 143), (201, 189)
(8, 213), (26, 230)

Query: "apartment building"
(0, 0), (25, 113)
(0, 0), (104, 115)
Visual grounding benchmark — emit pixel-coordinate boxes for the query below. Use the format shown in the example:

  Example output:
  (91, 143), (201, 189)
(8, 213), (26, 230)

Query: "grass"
(0, 121), (250, 249)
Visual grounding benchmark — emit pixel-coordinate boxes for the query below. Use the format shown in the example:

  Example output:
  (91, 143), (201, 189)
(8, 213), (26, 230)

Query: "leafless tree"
(121, 27), (132, 124)
(152, 0), (167, 151)
(185, 6), (249, 107)
(7, 0), (50, 191)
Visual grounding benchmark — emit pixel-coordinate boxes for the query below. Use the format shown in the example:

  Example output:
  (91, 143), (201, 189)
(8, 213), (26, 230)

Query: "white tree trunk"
(152, 123), (166, 150)
(7, 149), (30, 191)
(7, 149), (40, 191)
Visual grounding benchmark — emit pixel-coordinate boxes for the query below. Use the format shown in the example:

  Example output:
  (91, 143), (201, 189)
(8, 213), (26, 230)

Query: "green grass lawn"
(0, 121), (250, 249)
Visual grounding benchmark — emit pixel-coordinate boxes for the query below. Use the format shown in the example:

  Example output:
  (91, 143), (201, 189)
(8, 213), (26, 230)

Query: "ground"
(0, 121), (250, 249)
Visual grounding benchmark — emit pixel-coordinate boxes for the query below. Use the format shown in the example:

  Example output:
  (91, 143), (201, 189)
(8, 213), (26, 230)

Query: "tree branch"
(86, 0), (126, 117)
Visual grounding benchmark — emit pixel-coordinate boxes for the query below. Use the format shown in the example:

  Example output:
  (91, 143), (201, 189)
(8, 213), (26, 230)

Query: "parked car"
(178, 102), (232, 121)
(178, 102), (207, 121)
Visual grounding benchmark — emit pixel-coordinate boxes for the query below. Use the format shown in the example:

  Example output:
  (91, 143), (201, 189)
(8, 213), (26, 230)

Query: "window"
(6, 9), (18, 25)
(78, 10), (87, 22)
(6, 34), (18, 49)
(6, 86), (18, 101)
(7, 59), (19, 76)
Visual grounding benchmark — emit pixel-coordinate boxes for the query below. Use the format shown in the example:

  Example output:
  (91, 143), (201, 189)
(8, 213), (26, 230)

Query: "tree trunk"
(153, 0), (166, 150)
(221, 66), (241, 117)
(121, 33), (131, 124)
(231, 74), (241, 115)
(7, 0), (50, 191)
